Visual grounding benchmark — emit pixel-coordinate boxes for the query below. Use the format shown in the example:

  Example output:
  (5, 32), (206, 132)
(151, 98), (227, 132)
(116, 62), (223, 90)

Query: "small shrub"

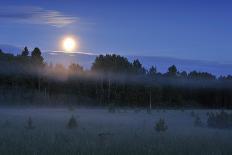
(108, 104), (116, 113)
(207, 111), (232, 129)
(134, 108), (141, 113)
(25, 116), (35, 129)
(68, 106), (76, 112)
(190, 110), (196, 117)
(155, 118), (168, 132)
(181, 108), (185, 112)
(194, 115), (204, 127)
(117, 108), (121, 113)
(67, 115), (78, 129)
(147, 107), (151, 114)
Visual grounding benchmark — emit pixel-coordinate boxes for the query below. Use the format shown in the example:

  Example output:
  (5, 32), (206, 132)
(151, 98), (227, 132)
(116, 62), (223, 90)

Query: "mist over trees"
(0, 47), (232, 108)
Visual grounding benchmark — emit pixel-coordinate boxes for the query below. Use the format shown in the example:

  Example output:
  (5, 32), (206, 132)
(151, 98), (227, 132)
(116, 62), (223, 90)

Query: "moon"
(62, 37), (76, 52)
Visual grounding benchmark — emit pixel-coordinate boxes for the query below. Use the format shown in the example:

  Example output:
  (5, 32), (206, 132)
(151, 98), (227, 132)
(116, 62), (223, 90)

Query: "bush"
(25, 116), (35, 129)
(155, 118), (168, 132)
(108, 104), (116, 113)
(123, 108), (127, 113)
(190, 110), (196, 117)
(207, 111), (232, 129)
(68, 106), (76, 112)
(134, 108), (141, 113)
(147, 107), (151, 114)
(194, 115), (204, 127)
(67, 115), (78, 129)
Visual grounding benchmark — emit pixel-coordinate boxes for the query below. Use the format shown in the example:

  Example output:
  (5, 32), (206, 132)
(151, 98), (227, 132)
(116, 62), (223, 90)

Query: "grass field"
(0, 107), (231, 155)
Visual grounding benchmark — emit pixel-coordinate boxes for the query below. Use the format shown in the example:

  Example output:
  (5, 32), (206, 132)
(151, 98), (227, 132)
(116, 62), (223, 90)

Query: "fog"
(0, 107), (231, 154)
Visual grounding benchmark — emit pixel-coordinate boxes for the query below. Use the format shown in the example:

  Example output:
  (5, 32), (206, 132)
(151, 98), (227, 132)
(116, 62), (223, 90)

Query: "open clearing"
(0, 108), (231, 155)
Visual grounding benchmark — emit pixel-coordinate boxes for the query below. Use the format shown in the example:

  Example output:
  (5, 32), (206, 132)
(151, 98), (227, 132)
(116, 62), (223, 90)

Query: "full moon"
(62, 37), (76, 52)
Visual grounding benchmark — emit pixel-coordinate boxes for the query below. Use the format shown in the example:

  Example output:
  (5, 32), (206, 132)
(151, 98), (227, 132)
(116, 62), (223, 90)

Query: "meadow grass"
(0, 108), (231, 155)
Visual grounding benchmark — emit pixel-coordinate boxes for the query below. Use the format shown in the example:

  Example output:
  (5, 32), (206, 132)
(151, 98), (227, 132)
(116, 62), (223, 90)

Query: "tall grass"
(0, 108), (231, 155)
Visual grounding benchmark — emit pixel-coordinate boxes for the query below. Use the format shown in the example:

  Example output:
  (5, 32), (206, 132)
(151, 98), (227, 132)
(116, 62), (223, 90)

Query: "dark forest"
(0, 47), (232, 108)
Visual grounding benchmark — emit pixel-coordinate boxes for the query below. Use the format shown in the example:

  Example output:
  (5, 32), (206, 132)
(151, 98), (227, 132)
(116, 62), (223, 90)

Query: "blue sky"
(0, 0), (232, 63)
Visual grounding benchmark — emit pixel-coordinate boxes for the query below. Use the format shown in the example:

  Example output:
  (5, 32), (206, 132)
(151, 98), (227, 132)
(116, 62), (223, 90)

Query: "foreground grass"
(0, 108), (231, 155)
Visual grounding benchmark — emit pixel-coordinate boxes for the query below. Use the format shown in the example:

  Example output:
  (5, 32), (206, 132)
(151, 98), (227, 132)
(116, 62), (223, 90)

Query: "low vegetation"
(0, 108), (230, 155)
(108, 104), (116, 113)
(67, 115), (78, 129)
(25, 116), (35, 129)
(155, 118), (168, 132)
(194, 115), (204, 127)
(207, 111), (232, 129)
(190, 110), (196, 117)
(146, 107), (152, 114)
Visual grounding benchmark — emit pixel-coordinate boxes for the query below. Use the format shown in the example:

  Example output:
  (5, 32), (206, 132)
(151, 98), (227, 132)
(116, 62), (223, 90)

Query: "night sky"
(0, 0), (232, 63)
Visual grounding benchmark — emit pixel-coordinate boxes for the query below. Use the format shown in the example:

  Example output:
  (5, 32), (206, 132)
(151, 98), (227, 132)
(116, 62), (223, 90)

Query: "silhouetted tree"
(188, 71), (216, 80)
(91, 54), (131, 73)
(180, 71), (187, 78)
(31, 47), (44, 66)
(148, 66), (157, 77)
(167, 65), (177, 76)
(21, 46), (29, 56)
(132, 59), (146, 74)
(0, 50), (231, 108)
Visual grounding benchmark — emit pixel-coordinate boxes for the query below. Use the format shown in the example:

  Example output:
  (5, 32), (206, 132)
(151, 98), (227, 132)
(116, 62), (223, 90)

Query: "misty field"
(0, 108), (231, 155)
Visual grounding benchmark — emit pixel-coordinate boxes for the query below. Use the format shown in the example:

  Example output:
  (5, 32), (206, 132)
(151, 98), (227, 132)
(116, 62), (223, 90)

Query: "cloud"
(0, 6), (77, 27)
(48, 50), (97, 55)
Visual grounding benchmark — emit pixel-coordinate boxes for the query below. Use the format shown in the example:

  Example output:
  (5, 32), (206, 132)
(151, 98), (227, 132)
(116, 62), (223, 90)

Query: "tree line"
(0, 47), (232, 108)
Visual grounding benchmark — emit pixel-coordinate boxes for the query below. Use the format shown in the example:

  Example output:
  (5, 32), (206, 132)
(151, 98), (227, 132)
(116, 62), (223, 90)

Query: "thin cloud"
(48, 50), (97, 55)
(0, 6), (77, 27)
